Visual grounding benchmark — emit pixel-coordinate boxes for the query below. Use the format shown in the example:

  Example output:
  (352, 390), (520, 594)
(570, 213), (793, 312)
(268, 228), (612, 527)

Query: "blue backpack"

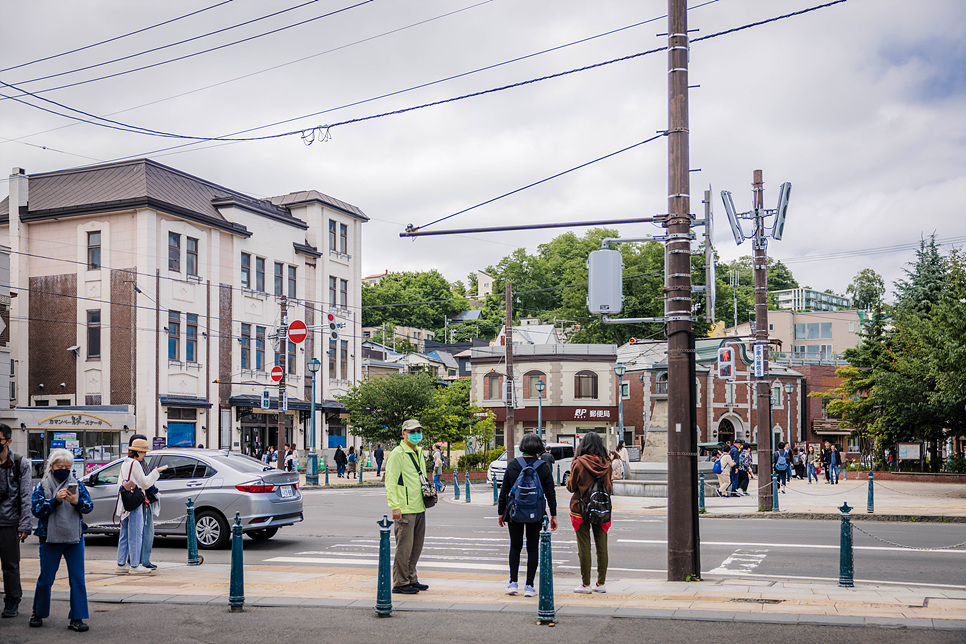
(775, 451), (789, 471)
(713, 459), (722, 475)
(508, 457), (546, 523)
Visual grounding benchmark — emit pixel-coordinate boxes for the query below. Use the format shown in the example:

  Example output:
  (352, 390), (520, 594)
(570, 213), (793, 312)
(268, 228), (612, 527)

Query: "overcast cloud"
(1, 0), (964, 300)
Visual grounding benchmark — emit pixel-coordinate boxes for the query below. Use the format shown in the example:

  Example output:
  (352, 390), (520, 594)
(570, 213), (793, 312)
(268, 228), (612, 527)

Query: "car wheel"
(195, 510), (230, 550)
(562, 471), (570, 486)
(247, 527), (278, 541)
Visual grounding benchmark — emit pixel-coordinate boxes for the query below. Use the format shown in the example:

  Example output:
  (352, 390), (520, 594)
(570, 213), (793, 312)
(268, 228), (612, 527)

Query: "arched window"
(574, 370), (598, 399)
(483, 372), (504, 401)
(523, 371), (547, 399)
(656, 371), (668, 394)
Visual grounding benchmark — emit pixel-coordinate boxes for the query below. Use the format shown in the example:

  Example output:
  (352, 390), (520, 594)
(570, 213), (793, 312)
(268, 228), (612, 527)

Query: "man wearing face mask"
(0, 423), (33, 619)
(384, 419), (429, 595)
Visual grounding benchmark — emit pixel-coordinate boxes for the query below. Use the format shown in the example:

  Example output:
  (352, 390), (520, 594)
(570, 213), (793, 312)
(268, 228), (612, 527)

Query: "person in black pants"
(498, 434), (557, 598)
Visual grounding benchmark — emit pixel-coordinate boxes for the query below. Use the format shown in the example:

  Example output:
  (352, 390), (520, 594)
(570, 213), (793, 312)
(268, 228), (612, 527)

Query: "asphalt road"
(55, 485), (966, 588)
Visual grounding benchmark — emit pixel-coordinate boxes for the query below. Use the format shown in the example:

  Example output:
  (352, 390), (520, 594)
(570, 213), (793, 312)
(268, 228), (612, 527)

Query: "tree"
(337, 372), (438, 446)
(846, 268), (886, 310)
(361, 270), (468, 332)
(420, 378), (495, 460)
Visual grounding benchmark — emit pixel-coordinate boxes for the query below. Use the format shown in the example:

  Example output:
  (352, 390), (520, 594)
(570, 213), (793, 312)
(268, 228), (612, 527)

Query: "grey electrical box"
(587, 249), (624, 314)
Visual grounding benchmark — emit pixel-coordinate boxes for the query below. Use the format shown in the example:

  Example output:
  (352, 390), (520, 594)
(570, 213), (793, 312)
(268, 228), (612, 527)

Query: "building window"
(186, 313), (198, 363)
(168, 233), (181, 272)
(771, 384), (781, 407)
(241, 253), (251, 289)
(821, 322), (833, 339)
(87, 231), (101, 270)
(484, 373), (504, 400)
(725, 381), (734, 405)
(288, 341), (296, 375)
(340, 340), (348, 379)
(329, 339), (337, 379)
(523, 371), (546, 399)
(288, 266), (297, 299)
(328, 220), (337, 250)
(240, 324), (251, 369)
(656, 372), (668, 394)
(255, 257), (265, 292)
(574, 370), (598, 399)
(849, 321), (855, 332)
(186, 237), (199, 276)
(329, 276), (337, 307)
(339, 223), (348, 254)
(87, 310), (101, 358)
(274, 262), (284, 296)
(794, 324), (806, 340)
(255, 326), (266, 371)
(168, 311), (180, 360)
(339, 279), (348, 308)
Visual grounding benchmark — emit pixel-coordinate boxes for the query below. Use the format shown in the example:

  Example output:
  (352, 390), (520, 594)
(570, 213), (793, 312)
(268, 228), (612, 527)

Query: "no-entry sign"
(288, 320), (307, 344)
(270, 365), (284, 382)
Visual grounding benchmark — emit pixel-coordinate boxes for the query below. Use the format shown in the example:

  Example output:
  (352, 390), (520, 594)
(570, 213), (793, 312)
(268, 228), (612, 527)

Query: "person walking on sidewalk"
(374, 444), (385, 477)
(29, 448), (93, 632)
(736, 444), (752, 495)
(714, 449), (736, 497)
(821, 441), (832, 483)
(0, 423), (32, 619)
(127, 435), (161, 571)
(114, 438), (166, 575)
(432, 445), (445, 492)
(806, 445), (820, 483)
(567, 432), (612, 594)
(498, 434), (557, 597)
(385, 419), (430, 595)
(334, 445), (347, 478)
(346, 445), (357, 476)
(829, 443), (841, 484)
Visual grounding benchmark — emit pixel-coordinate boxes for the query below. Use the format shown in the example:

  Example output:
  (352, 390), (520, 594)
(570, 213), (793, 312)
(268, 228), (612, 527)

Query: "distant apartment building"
(773, 287), (852, 311)
(361, 324), (435, 353)
(725, 309), (864, 362)
(477, 270), (494, 299)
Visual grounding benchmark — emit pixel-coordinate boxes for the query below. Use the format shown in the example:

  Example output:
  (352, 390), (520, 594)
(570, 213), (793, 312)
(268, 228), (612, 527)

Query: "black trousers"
(0, 525), (22, 603)
(507, 520), (542, 585)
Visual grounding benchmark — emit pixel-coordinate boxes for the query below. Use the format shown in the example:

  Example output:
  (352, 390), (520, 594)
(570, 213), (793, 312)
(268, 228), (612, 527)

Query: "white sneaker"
(594, 584), (607, 593)
(524, 585), (536, 597)
(505, 581), (518, 595)
(129, 566), (153, 575)
(114, 565), (130, 575)
(574, 584), (592, 594)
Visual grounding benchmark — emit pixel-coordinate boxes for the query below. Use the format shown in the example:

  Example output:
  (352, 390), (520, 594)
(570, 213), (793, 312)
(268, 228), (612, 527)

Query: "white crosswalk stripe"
(708, 549), (768, 575)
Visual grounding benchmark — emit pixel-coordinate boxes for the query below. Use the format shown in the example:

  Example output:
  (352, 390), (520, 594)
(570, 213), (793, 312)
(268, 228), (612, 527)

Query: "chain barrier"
(86, 514), (188, 530)
(782, 483), (864, 498)
(870, 481), (948, 497)
(851, 523), (966, 551)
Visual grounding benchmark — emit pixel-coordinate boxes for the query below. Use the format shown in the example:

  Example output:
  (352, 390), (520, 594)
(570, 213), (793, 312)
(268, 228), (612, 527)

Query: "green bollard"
(465, 472), (471, 503)
(867, 472), (874, 514)
(375, 515), (394, 617)
(537, 516), (555, 625)
(453, 471), (460, 500)
(556, 463), (561, 486)
(492, 478), (498, 506)
(698, 473), (706, 513)
(186, 498), (201, 566)
(838, 502), (854, 587)
(229, 512), (245, 612)
(771, 474), (779, 512)
(359, 457), (364, 483)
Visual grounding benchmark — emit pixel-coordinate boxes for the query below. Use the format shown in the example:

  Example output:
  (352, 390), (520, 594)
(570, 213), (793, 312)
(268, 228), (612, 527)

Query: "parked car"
(486, 443), (575, 486)
(82, 449), (303, 549)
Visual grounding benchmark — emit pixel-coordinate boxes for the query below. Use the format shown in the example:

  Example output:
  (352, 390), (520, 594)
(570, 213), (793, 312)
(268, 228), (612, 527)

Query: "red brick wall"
(110, 269), (137, 404)
(28, 274), (77, 397)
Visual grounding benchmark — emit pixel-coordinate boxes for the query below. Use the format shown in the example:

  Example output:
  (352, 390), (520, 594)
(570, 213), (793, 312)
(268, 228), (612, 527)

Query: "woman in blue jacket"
(29, 448), (93, 632)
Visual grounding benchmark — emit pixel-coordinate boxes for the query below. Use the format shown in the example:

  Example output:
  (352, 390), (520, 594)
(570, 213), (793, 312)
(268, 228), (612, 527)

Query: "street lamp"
(784, 382), (795, 445)
(306, 357), (322, 486)
(614, 362), (626, 448)
(535, 379), (546, 441)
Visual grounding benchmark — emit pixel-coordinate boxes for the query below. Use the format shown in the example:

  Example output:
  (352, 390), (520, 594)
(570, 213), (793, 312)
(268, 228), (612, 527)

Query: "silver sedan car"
(82, 449), (303, 549)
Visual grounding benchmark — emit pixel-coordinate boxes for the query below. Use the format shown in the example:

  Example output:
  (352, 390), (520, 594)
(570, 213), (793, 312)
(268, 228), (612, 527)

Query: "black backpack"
(580, 474), (612, 525)
(508, 457), (546, 523)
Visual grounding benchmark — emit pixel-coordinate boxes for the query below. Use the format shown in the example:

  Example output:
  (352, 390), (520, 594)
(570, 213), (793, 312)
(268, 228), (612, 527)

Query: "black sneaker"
(1, 601), (18, 618)
(391, 585), (419, 594)
(411, 582), (429, 591)
(68, 619), (89, 632)
(29, 613), (43, 627)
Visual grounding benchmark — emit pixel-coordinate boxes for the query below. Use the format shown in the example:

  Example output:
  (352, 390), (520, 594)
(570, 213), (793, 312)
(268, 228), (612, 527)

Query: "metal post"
(537, 384), (543, 441)
(505, 283), (516, 461)
(453, 471), (460, 499)
(186, 498), (200, 566)
(839, 502), (854, 587)
(771, 474), (779, 511)
(324, 459), (329, 486)
(492, 478), (498, 506)
(867, 472), (874, 514)
(359, 451), (364, 483)
(698, 473), (705, 513)
(556, 463), (561, 486)
(465, 472), (471, 503)
(537, 516), (555, 625)
(752, 170), (774, 512)
(277, 297), (288, 471)
(375, 515), (394, 616)
(229, 512), (245, 612)
(307, 363), (319, 486)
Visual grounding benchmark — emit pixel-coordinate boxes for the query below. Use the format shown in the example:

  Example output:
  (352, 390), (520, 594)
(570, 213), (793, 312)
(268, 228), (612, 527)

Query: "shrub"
(457, 447), (505, 471)
(945, 455), (966, 474)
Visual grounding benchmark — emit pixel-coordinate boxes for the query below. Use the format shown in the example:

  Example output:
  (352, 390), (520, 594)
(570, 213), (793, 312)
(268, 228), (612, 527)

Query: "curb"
(703, 512), (966, 523)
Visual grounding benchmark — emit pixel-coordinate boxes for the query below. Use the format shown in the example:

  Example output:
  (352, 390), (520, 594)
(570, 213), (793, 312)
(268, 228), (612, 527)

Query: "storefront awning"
(159, 395), (213, 409)
(228, 394), (341, 412)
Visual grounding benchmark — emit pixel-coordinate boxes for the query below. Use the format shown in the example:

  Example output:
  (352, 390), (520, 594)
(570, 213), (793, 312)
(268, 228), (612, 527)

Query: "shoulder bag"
(119, 461), (146, 512)
(406, 451), (437, 509)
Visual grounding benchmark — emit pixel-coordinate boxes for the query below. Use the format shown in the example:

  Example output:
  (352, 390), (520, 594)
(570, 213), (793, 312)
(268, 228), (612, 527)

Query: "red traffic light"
(326, 313), (335, 322)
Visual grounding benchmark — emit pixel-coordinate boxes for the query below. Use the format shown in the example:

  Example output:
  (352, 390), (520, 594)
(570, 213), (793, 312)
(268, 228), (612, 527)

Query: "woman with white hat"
(113, 438), (166, 574)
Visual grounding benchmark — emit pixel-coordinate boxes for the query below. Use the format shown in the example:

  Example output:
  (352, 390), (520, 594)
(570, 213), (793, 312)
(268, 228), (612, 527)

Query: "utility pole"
(665, 0), (699, 581)
(277, 296), (288, 470)
(505, 282), (515, 460)
(752, 170), (773, 511)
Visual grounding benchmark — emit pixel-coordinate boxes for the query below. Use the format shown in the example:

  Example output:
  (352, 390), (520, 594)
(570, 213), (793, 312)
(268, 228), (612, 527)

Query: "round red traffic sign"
(288, 320), (307, 344)
(270, 366), (284, 382)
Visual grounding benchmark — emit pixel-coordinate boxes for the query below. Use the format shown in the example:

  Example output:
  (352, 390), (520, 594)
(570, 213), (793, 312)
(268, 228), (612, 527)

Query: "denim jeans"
(33, 540), (88, 620)
(807, 463), (817, 482)
(117, 505), (144, 568)
(433, 473), (443, 491)
(829, 464), (840, 483)
(141, 506), (155, 565)
(376, 460), (383, 477)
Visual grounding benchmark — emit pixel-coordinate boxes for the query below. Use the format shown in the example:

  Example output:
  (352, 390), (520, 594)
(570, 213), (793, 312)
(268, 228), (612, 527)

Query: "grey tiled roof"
(269, 190), (368, 221)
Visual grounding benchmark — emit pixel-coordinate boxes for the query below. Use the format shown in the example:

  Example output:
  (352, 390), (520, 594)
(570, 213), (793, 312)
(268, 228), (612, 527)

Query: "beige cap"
(129, 438), (151, 453)
(401, 419), (422, 432)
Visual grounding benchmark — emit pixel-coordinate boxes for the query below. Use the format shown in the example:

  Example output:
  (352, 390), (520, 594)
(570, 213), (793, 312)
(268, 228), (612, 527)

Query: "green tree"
(846, 268), (885, 310)
(362, 270), (468, 332)
(337, 372), (438, 446)
(420, 378), (495, 458)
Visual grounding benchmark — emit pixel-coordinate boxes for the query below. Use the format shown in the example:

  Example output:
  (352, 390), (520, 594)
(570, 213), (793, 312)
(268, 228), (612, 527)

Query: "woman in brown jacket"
(566, 432), (613, 594)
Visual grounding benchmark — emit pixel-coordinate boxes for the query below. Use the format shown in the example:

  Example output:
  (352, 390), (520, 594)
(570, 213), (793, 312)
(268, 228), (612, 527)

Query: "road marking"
(708, 549), (768, 575)
(264, 556), (507, 571)
(617, 539), (966, 554)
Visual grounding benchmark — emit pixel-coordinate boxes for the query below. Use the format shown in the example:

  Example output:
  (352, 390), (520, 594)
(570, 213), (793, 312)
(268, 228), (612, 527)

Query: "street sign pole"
(277, 297), (288, 470)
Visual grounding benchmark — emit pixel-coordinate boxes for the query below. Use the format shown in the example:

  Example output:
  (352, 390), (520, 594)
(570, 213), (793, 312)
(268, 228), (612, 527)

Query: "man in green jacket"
(385, 419), (429, 594)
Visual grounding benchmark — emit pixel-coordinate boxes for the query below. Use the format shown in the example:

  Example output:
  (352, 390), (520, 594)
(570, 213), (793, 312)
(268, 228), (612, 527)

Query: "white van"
(486, 443), (576, 486)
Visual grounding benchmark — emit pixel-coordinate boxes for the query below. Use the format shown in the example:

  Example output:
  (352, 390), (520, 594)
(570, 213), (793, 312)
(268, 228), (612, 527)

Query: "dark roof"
(269, 190), (369, 221)
(0, 159), (310, 234)
(294, 241), (322, 258)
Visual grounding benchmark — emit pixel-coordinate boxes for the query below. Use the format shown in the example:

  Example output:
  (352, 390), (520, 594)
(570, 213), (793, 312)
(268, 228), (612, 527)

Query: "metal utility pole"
(752, 170), (773, 511)
(504, 282), (515, 460)
(665, 0), (699, 581)
(277, 296), (288, 470)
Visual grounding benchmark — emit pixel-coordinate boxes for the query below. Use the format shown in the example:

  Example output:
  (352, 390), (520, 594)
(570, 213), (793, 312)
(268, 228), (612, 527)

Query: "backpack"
(775, 451), (789, 471)
(580, 474), (612, 525)
(712, 459), (722, 475)
(508, 457), (546, 523)
(792, 452), (802, 466)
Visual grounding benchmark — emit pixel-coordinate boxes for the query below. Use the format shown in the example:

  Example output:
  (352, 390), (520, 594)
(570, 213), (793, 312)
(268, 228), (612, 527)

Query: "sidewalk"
(18, 478), (966, 631)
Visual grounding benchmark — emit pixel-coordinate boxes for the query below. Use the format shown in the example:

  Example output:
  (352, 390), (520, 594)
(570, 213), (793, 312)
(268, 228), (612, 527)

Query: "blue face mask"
(408, 432), (423, 445)
(52, 468), (70, 483)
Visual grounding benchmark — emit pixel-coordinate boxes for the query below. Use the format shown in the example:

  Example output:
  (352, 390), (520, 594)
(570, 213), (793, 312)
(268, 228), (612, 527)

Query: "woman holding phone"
(29, 448), (93, 631)
(113, 438), (166, 574)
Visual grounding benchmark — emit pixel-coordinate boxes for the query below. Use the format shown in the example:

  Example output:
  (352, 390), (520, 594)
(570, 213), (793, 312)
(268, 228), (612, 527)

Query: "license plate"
(280, 485), (294, 498)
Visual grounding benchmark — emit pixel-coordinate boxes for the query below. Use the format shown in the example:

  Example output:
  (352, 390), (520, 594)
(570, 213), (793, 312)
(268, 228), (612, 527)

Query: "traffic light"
(717, 346), (735, 380)
(261, 388), (271, 410)
(326, 312), (339, 343)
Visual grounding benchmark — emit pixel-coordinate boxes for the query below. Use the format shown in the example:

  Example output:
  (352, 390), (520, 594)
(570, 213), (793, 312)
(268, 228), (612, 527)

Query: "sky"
(1, 0), (964, 302)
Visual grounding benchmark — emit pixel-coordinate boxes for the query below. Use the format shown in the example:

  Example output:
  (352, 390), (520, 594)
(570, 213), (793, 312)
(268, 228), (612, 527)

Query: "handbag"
(406, 452), (437, 509)
(119, 461), (146, 512)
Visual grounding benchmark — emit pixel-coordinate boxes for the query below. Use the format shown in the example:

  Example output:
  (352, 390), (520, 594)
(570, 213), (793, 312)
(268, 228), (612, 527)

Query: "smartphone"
(67, 484), (78, 495)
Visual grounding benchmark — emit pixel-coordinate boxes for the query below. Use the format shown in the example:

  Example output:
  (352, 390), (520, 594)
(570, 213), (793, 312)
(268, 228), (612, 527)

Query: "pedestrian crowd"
(711, 438), (846, 498)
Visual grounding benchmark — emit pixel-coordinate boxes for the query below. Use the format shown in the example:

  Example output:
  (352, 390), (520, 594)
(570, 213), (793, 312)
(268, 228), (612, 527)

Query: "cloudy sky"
(1, 0), (964, 300)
